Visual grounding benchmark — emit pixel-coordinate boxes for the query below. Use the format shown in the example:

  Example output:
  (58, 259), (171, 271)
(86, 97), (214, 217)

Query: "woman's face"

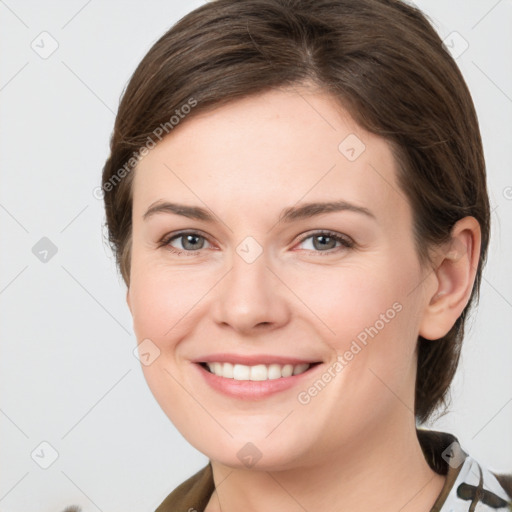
(127, 86), (436, 470)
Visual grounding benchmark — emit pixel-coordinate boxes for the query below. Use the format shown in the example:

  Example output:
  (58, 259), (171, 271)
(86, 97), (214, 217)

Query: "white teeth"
(250, 364), (267, 381)
(281, 364), (293, 377)
(205, 362), (312, 380)
(233, 364), (250, 380)
(293, 363), (310, 375)
(222, 362), (233, 378)
(268, 364), (282, 380)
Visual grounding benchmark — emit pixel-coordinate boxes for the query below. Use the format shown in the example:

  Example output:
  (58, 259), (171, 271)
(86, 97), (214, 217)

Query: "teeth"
(205, 362), (311, 380)
(292, 364), (308, 375)
(220, 362), (233, 378)
(249, 364), (267, 381)
(233, 363), (250, 380)
(268, 364), (283, 380)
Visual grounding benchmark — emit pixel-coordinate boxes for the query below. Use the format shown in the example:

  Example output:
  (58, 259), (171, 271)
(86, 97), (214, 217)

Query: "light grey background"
(0, 1), (511, 511)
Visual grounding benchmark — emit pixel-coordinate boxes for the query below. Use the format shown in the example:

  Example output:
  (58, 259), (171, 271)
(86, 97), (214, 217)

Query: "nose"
(211, 248), (291, 334)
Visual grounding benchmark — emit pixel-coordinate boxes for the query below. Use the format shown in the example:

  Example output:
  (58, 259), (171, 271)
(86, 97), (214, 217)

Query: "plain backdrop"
(1, 1), (511, 511)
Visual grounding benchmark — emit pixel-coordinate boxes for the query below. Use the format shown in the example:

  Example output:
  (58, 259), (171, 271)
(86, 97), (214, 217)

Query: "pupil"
(314, 235), (334, 250)
(184, 234), (201, 250)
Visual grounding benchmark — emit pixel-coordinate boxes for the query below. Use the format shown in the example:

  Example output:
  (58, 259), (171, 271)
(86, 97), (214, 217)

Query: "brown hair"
(101, 0), (490, 423)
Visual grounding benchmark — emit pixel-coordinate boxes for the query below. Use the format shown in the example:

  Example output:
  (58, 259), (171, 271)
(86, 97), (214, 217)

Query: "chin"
(195, 435), (311, 472)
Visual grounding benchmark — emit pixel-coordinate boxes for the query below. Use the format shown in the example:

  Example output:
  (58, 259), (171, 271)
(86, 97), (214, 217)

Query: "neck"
(206, 415), (446, 512)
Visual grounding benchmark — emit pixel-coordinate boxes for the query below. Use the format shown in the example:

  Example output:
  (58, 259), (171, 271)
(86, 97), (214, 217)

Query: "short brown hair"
(102, 0), (490, 423)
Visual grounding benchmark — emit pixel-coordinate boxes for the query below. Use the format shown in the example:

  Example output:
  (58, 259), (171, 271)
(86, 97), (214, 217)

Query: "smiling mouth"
(199, 361), (321, 381)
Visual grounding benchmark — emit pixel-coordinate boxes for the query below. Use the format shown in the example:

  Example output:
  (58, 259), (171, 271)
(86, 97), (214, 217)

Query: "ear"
(419, 216), (482, 340)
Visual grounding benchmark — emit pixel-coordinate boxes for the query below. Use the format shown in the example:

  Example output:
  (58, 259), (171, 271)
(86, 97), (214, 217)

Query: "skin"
(126, 84), (481, 512)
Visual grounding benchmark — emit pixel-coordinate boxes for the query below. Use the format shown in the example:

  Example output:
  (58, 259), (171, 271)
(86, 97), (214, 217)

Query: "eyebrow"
(143, 200), (376, 223)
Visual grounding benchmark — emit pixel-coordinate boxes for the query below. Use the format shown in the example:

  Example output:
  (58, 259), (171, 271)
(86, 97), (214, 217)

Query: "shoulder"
(155, 462), (215, 512)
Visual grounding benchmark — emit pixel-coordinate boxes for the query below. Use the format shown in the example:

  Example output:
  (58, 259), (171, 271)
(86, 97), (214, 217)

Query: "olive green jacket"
(155, 430), (512, 512)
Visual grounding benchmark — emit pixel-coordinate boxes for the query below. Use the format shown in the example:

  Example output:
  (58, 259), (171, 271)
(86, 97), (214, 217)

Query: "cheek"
(333, 264), (423, 396)
(128, 259), (211, 344)
(301, 257), (422, 390)
(289, 262), (405, 343)
(128, 267), (209, 429)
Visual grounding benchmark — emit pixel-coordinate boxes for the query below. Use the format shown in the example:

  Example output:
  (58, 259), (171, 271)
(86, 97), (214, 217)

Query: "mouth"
(199, 361), (321, 381)
(194, 360), (323, 400)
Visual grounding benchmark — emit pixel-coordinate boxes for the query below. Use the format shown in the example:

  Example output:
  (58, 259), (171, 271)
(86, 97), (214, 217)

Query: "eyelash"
(158, 230), (355, 257)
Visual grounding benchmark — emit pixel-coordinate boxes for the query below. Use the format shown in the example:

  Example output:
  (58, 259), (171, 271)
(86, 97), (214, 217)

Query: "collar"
(417, 429), (512, 511)
(155, 429), (511, 511)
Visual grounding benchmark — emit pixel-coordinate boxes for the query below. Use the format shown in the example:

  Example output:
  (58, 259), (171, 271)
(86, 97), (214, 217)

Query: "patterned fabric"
(431, 449), (512, 511)
(418, 429), (512, 512)
(444, 455), (512, 510)
(154, 429), (512, 512)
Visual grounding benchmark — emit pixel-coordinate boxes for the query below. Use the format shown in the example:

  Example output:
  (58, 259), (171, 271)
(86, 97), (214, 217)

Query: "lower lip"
(194, 363), (321, 400)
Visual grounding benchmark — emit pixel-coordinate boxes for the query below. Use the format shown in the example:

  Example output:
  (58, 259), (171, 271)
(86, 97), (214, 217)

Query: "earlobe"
(419, 217), (481, 341)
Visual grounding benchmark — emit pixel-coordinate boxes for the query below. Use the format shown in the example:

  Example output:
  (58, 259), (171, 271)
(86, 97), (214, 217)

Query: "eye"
(158, 229), (354, 257)
(159, 231), (212, 256)
(295, 230), (354, 254)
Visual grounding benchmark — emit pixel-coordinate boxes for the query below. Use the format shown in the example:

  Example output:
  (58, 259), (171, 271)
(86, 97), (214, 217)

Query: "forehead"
(132, 87), (411, 231)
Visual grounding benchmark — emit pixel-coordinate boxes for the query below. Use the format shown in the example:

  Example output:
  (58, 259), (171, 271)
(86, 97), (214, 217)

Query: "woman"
(100, 0), (512, 511)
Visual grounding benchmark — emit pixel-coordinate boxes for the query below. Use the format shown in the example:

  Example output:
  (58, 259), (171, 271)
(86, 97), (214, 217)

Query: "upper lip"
(192, 353), (322, 366)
